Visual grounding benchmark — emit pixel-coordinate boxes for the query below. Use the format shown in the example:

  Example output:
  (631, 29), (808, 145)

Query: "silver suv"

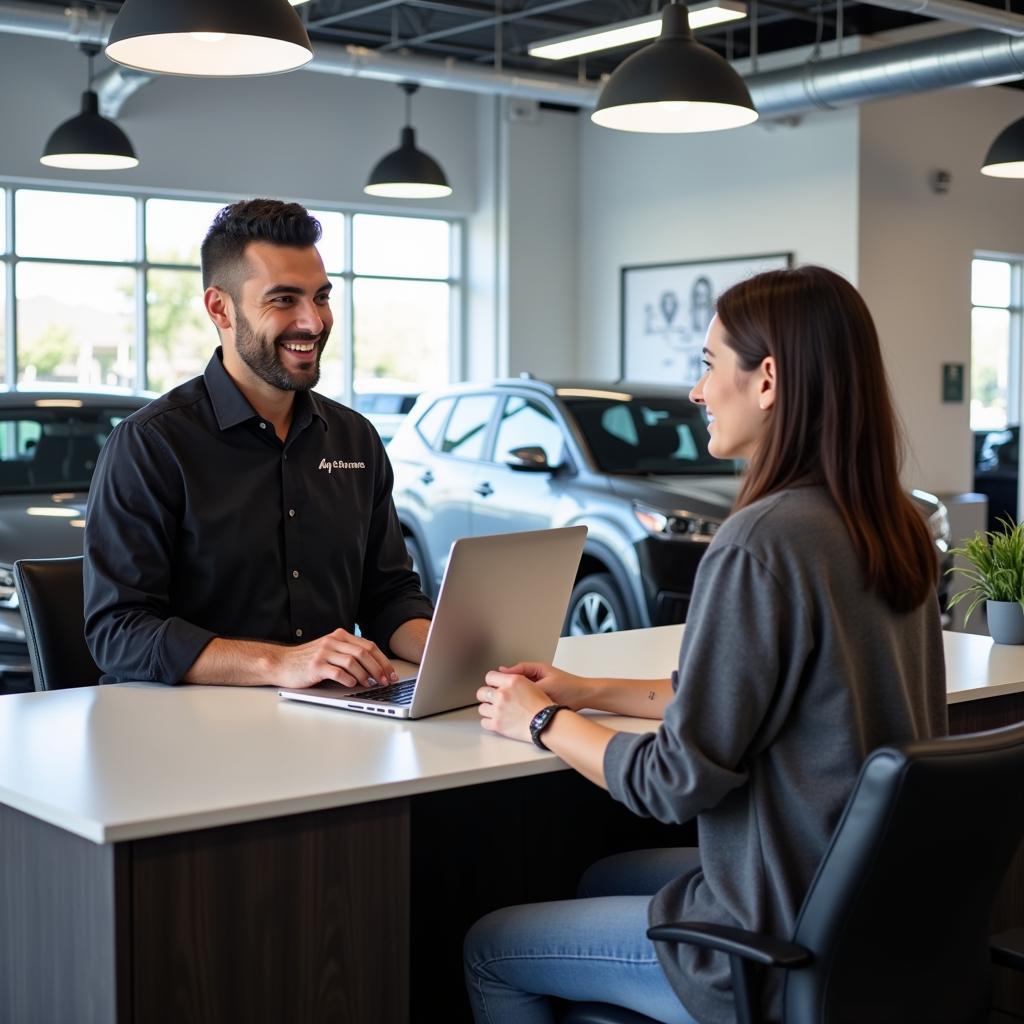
(388, 377), (953, 636)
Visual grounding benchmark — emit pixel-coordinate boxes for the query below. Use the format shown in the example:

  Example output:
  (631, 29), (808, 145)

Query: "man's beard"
(234, 308), (329, 392)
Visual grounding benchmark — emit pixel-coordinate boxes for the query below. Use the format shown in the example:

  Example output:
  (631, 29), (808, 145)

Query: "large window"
(971, 255), (1023, 431)
(0, 186), (460, 400)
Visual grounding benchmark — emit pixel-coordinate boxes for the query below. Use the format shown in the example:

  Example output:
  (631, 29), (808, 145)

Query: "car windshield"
(561, 394), (737, 476)
(0, 406), (132, 493)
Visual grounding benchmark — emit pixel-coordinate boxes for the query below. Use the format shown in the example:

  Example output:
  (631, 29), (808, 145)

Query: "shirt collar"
(204, 348), (329, 433)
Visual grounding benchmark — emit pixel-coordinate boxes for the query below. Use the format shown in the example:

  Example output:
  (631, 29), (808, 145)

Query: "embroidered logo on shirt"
(319, 458), (366, 474)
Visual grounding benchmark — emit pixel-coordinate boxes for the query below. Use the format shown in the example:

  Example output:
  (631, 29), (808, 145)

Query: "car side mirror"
(505, 446), (558, 473)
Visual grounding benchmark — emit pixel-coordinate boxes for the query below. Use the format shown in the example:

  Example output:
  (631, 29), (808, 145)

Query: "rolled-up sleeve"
(84, 420), (215, 684)
(355, 443), (433, 652)
(603, 543), (812, 825)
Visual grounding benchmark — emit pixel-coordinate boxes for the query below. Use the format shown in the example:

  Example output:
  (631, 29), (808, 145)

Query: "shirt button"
(289, 509), (295, 517)
(259, 422), (267, 430)
(284, 454), (288, 461)
(292, 569), (300, 578)
(295, 628), (303, 638)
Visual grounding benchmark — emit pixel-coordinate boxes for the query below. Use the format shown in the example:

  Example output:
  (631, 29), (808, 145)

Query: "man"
(84, 198), (432, 687)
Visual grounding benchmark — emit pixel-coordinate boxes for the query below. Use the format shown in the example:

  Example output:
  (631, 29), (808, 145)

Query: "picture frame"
(620, 253), (793, 384)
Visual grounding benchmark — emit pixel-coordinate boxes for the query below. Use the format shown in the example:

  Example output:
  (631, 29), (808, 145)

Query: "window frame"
(0, 180), (464, 398)
(972, 251), (1024, 431)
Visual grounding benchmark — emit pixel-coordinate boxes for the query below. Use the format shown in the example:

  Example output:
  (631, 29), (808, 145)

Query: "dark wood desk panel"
(0, 804), (130, 1024)
(949, 692), (1024, 1021)
(410, 769), (696, 1018)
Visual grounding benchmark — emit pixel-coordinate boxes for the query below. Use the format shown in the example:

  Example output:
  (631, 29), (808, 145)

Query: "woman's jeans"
(463, 848), (702, 1024)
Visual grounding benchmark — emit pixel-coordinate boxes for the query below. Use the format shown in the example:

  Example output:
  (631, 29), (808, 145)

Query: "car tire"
(405, 535), (431, 596)
(565, 573), (629, 636)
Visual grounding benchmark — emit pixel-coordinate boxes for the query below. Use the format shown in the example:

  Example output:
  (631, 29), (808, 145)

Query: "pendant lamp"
(364, 84), (453, 199)
(105, 0), (313, 77)
(592, 2), (757, 133)
(41, 45), (139, 170)
(982, 116), (1024, 179)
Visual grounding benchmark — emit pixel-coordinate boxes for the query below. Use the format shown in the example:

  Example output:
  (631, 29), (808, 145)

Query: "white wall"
(502, 101), (580, 378)
(577, 107), (861, 380)
(0, 33), (478, 213)
(859, 82), (1024, 494)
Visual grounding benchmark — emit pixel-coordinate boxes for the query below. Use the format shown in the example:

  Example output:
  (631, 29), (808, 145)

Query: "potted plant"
(948, 517), (1024, 644)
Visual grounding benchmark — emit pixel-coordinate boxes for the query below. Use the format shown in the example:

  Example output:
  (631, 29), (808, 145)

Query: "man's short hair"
(200, 198), (322, 294)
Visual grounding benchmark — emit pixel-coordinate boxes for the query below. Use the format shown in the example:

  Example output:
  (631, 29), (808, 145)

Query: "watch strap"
(530, 703), (567, 750)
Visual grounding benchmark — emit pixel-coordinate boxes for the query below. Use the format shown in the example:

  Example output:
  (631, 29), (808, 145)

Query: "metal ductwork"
(748, 28), (1024, 117)
(0, 0), (1023, 122)
(305, 44), (597, 106)
(857, 0), (1024, 37)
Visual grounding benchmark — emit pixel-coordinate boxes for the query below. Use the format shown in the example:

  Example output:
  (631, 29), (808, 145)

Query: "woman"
(464, 266), (947, 1024)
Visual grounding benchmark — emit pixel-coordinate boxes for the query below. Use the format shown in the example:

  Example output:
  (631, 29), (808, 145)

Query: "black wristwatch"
(530, 704), (568, 750)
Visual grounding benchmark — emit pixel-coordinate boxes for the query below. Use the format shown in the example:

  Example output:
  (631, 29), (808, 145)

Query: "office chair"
(14, 556), (101, 690)
(565, 722), (1024, 1024)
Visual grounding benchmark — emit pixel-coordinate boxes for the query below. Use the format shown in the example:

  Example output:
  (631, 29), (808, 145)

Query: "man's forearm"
(388, 617), (431, 663)
(182, 637), (280, 686)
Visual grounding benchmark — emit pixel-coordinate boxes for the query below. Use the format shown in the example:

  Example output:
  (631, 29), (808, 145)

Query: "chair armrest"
(991, 928), (1024, 972)
(647, 922), (813, 969)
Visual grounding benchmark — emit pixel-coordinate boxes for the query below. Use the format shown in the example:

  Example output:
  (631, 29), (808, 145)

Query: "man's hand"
(269, 629), (398, 689)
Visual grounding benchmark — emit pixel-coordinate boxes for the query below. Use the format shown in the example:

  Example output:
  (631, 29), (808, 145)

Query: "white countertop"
(0, 627), (1020, 845)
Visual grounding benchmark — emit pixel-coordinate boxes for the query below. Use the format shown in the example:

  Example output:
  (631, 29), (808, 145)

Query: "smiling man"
(84, 199), (432, 687)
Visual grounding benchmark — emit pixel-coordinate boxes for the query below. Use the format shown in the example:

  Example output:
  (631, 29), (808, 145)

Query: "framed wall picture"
(620, 253), (793, 384)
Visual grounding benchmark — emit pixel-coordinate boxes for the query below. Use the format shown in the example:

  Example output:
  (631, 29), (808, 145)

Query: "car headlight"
(0, 564), (18, 609)
(633, 502), (721, 541)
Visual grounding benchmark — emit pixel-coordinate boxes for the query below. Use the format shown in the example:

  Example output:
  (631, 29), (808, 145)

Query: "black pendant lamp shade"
(982, 116), (1024, 179)
(41, 45), (138, 171)
(592, 2), (757, 133)
(41, 90), (139, 170)
(364, 85), (452, 199)
(105, 0), (313, 77)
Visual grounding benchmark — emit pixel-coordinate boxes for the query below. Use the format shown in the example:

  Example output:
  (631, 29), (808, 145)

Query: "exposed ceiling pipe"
(0, 0), (1022, 123)
(0, 0), (112, 44)
(747, 27), (1024, 117)
(305, 44), (597, 105)
(856, 0), (1024, 37)
(94, 66), (152, 119)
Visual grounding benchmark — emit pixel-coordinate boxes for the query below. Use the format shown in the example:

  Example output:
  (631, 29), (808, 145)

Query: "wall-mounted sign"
(942, 362), (965, 403)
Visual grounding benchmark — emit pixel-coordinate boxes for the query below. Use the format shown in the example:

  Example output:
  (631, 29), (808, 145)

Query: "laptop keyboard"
(353, 678), (417, 706)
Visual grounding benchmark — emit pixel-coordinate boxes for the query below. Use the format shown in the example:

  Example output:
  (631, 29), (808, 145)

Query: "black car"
(388, 378), (953, 635)
(973, 426), (1018, 532)
(0, 390), (152, 693)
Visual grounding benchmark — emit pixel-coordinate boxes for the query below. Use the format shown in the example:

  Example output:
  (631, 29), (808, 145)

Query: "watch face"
(531, 704), (563, 749)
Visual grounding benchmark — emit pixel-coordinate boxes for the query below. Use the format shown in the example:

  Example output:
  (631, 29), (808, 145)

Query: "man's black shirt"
(84, 349), (433, 684)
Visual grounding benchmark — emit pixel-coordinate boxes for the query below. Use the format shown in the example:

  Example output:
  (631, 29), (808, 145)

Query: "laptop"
(278, 525), (587, 719)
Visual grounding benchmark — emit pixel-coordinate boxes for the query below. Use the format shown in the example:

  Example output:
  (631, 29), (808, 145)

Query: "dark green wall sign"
(942, 362), (964, 403)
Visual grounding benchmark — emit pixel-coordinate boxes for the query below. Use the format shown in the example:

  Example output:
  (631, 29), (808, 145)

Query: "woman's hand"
(494, 661), (594, 710)
(477, 669), (556, 743)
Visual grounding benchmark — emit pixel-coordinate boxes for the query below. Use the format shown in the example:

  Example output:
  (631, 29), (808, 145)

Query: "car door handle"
(475, 482), (494, 498)
(420, 470), (434, 485)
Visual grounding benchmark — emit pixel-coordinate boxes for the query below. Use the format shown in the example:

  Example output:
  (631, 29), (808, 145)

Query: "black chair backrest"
(13, 556), (101, 691)
(786, 722), (1024, 1023)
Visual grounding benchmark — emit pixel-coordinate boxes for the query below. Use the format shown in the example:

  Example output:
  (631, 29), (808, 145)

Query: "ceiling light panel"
(529, 1), (746, 61)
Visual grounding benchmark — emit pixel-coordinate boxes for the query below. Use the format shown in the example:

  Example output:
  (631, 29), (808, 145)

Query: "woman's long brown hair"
(715, 265), (935, 612)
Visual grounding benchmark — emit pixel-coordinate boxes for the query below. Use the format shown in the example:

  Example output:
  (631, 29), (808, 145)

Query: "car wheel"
(405, 535), (431, 595)
(566, 574), (628, 636)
